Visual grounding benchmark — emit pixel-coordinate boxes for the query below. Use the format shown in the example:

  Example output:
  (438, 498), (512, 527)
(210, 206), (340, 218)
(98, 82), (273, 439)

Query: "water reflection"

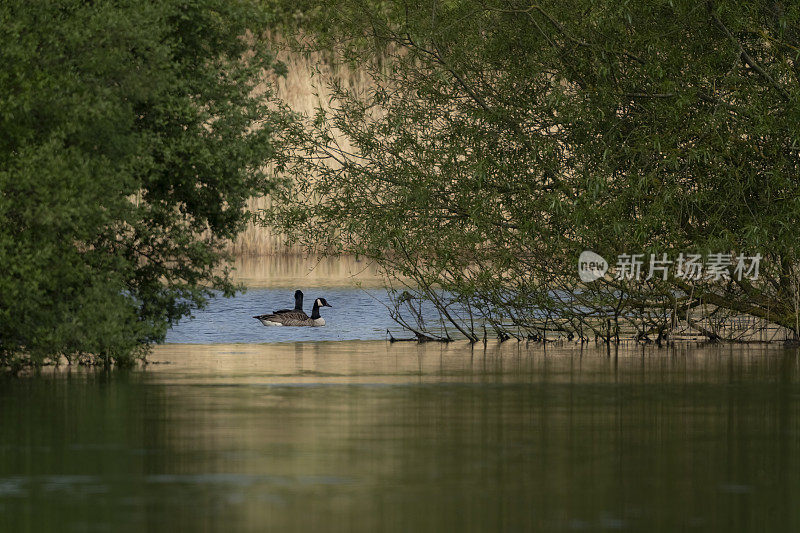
(230, 255), (385, 288)
(1, 343), (798, 532)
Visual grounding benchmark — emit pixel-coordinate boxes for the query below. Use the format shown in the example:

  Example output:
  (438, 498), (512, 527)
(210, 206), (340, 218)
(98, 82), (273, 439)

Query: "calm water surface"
(164, 286), (412, 343)
(1, 342), (799, 532)
(166, 255), (450, 343)
(3, 258), (800, 531)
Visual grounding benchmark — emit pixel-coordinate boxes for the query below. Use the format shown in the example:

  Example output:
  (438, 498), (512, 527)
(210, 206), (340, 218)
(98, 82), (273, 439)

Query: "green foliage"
(0, 0), (284, 366)
(267, 0), (800, 340)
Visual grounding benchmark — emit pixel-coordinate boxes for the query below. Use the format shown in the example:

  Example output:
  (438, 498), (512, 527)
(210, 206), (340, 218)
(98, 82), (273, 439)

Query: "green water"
(1, 342), (798, 532)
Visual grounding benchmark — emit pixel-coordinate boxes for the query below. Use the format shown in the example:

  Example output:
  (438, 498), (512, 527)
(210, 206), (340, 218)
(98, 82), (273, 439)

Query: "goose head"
(314, 297), (332, 308)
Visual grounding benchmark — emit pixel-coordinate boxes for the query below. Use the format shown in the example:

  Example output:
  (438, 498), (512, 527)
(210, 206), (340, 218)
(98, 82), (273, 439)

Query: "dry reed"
(227, 41), (374, 257)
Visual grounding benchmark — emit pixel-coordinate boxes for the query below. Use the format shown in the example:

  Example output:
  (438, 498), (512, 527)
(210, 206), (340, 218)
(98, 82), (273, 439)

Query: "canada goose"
(254, 297), (332, 327)
(272, 290), (304, 315)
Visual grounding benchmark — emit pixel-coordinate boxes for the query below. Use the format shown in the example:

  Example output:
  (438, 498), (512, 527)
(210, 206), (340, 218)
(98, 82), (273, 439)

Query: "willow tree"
(0, 0), (287, 367)
(267, 0), (800, 342)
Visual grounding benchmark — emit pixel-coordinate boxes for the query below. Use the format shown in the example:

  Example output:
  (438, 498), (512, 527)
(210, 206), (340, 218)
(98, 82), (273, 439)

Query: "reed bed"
(229, 254), (385, 288)
(227, 42), (374, 256)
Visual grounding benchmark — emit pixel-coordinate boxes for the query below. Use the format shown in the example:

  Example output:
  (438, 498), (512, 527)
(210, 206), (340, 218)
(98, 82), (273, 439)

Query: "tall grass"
(227, 44), (373, 256)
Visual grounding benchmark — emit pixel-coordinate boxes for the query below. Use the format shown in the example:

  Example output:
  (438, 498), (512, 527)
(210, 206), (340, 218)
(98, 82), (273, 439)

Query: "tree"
(0, 0), (285, 367)
(267, 0), (800, 342)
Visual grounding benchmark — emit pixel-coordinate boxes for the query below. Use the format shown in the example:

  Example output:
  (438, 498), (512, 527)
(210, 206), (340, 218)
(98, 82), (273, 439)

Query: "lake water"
(165, 286), (412, 343)
(165, 256), (446, 343)
(1, 257), (799, 531)
(2, 343), (798, 531)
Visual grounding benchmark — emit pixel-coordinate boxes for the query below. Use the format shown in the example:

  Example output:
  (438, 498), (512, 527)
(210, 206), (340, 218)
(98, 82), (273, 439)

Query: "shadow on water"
(1, 343), (799, 532)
